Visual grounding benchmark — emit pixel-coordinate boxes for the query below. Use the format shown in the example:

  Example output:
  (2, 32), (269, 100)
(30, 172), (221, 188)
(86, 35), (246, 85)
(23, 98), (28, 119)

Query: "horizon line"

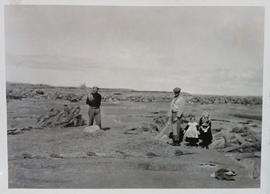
(6, 81), (262, 97)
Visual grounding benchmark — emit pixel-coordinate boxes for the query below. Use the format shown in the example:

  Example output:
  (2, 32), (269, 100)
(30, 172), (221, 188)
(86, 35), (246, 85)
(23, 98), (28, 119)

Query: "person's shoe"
(167, 142), (175, 146)
(168, 142), (180, 146)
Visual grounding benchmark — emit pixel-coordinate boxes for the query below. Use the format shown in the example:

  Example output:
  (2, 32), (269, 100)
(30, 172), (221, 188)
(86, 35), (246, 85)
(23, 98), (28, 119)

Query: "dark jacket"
(198, 117), (212, 143)
(86, 93), (102, 108)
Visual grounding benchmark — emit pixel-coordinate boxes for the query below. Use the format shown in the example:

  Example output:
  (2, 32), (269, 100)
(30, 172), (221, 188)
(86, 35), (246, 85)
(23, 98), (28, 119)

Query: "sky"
(4, 5), (264, 96)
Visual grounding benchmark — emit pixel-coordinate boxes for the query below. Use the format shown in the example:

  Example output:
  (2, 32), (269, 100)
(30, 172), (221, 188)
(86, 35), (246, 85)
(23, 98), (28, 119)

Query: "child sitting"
(184, 115), (200, 146)
(198, 111), (213, 149)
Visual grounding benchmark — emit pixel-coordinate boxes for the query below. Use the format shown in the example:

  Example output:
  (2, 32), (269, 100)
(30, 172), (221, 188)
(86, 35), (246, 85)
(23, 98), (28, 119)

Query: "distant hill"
(6, 82), (262, 105)
(6, 82), (182, 94)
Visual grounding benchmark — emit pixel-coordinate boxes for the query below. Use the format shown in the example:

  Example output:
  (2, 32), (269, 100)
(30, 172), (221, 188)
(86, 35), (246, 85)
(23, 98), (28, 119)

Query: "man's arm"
(86, 95), (90, 105)
(209, 120), (212, 127)
(86, 93), (93, 105)
(184, 124), (189, 131)
(196, 124), (200, 131)
(98, 93), (102, 106)
(98, 93), (102, 101)
(172, 97), (185, 117)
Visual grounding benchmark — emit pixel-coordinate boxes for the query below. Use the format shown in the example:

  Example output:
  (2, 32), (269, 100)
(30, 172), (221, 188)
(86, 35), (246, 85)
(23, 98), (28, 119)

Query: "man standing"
(86, 86), (102, 128)
(169, 87), (185, 146)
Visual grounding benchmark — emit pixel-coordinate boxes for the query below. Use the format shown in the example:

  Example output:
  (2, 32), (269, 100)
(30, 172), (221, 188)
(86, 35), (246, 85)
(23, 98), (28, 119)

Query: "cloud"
(6, 54), (100, 71)
(4, 6), (264, 96)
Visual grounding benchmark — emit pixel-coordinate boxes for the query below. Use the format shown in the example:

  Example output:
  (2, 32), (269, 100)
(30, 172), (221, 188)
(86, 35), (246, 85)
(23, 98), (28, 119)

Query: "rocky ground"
(6, 83), (262, 188)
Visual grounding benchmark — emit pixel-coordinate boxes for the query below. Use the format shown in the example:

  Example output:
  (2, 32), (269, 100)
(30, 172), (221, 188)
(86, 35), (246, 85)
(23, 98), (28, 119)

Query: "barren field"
(6, 83), (262, 188)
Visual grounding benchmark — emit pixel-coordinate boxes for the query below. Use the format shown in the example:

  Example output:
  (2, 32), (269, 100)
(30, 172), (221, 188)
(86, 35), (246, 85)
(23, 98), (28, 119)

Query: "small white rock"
(83, 125), (101, 134)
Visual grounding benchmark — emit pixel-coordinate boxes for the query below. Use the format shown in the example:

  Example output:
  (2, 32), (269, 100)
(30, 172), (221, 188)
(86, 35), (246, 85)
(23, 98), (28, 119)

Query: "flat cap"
(92, 86), (99, 90)
(173, 87), (181, 93)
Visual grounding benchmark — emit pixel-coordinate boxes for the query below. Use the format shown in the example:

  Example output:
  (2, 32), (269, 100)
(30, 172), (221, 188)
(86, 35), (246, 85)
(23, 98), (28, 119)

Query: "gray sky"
(5, 6), (264, 96)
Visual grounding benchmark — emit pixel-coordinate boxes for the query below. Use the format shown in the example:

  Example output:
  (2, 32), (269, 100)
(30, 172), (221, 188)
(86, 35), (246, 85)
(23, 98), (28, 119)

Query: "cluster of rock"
(6, 88), (46, 100)
(6, 88), (83, 103)
(36, 105), (86, 128)
(102, 93), (262, 105)
(211, 124), (261, 180)
(103, 95), (154, 103)
(186, 95), (262, 105)
(8, 105), (86, 135)
(123, 113), (170, 135)
(102, 93), (187, 103)
(6, 83), (262, 105)
(53, 92), (83, 102)
(211, 124), (261, 153)
(7, 126), (34, 135)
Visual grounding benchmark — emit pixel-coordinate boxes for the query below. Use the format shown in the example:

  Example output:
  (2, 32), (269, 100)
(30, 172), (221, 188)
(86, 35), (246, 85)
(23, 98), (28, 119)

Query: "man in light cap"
(168, 87), (185, 146)
(86, 86), (102, 128)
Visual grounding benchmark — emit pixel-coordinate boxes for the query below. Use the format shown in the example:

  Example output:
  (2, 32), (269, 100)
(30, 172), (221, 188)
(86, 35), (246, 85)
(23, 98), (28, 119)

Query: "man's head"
(173, 87), (181, 97)
(91, 86), (99, 94)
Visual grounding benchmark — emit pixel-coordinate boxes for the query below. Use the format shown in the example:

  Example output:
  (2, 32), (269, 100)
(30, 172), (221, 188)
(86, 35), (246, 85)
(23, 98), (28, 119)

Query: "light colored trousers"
(88, 107), (101, 128)
(170, 113), (184, 142)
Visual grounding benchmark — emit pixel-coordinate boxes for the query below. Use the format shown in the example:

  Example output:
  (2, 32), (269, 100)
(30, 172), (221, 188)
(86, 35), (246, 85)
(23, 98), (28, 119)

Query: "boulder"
(174, 150), (184, 156)
(83, 125), (104, 137)
(211, 168), (237, 181)
(210, 138), (227, 149)
(83, 125), (101, 134)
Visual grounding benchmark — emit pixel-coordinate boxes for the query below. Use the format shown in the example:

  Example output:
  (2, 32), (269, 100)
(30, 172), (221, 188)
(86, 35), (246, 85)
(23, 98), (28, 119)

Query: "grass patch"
(230, 114), (262, 121)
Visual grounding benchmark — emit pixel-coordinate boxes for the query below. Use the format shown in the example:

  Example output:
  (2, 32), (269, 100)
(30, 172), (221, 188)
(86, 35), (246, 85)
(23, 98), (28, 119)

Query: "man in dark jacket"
(86, 86), (102, 128)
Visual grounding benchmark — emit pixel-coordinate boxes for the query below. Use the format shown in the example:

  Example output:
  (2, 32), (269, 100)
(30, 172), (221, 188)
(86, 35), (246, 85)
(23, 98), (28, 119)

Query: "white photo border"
(0, 1), (269, 194)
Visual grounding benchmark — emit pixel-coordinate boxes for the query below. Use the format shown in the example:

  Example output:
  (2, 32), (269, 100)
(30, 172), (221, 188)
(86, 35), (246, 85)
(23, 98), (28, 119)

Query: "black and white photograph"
(2, 3), (267, 189)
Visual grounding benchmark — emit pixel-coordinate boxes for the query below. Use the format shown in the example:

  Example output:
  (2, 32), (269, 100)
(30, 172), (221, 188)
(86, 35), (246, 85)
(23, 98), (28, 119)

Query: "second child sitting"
(198, 111), (213, 149)
(184, 115), (200, 146)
